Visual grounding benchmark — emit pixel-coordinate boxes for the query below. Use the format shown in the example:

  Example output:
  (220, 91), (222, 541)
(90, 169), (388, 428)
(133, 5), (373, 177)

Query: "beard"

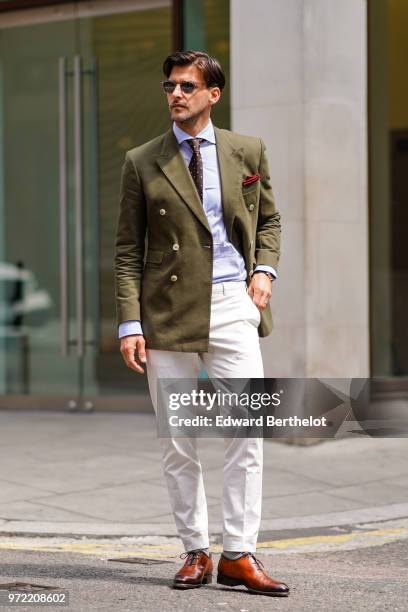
(170, 105), (205, 124)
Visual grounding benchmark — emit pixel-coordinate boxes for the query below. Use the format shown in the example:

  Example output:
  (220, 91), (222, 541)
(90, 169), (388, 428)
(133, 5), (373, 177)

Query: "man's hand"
(248, 272), (272, 310)
(120, 334), (146, 374)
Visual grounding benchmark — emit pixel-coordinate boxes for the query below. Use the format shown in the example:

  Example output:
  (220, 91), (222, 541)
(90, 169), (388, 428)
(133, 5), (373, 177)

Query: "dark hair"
(163, 50), (226, 91)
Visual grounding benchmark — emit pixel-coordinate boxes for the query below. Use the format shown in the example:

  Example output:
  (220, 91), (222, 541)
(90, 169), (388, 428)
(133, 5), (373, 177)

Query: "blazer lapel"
(214, 126), (244, 241)
(155, 128), (210, 232)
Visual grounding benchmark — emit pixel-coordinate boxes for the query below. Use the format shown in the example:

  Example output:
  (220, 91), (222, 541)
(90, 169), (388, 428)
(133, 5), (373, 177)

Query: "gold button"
(172, 243), (179, 251)
(170, 275), (178, 282)
(249, 204), (255, 211)
(159, 208), (166, 215)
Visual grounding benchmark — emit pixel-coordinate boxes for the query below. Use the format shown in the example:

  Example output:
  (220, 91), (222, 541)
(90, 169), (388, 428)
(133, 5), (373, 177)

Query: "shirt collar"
(172, 119), (216, 145)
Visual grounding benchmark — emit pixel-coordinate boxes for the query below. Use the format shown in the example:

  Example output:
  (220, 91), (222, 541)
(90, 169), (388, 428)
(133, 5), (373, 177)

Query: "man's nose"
(171, 83), (184, 97)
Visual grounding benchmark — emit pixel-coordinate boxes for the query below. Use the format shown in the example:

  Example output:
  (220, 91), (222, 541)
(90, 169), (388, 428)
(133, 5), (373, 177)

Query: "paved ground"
(0, 411), (407, 538)
(0, 410), (407, 610)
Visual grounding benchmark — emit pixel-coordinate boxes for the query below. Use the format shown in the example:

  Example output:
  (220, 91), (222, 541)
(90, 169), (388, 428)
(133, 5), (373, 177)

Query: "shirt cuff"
(254, 265), (277, 280)
(118, 320), (143, 338)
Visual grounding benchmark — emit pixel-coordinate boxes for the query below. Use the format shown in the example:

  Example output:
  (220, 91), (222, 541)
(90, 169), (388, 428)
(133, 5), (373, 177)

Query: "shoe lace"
(180, 549), (203, 566)
(244, 552), (265, 571)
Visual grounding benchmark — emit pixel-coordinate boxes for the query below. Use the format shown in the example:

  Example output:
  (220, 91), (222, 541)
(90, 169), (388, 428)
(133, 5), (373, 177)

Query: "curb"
(1, 503), (408, 539)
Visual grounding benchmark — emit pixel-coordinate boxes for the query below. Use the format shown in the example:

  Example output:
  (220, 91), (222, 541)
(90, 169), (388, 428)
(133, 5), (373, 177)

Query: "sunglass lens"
(181, 81), (195, 93)
(162, 81), (175, 93)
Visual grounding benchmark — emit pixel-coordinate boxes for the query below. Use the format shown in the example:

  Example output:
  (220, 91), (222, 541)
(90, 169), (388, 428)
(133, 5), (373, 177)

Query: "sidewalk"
(0, 411), (407, 538)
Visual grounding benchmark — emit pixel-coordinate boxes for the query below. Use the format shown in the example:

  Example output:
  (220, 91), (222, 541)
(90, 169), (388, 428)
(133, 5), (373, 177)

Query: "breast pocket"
(242, 181), (260, 211)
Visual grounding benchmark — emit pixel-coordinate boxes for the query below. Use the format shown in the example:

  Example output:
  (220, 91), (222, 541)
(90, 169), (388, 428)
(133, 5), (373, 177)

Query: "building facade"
(0, 0), (405, 410)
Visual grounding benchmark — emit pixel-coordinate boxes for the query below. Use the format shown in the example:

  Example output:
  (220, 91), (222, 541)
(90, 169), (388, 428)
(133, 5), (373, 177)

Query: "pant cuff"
(181, 535), (210, 552)
(222, 536), (257, 552)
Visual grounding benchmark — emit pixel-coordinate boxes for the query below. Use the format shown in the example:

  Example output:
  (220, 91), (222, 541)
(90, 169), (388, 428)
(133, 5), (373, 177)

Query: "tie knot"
(186, 138), (204, 153)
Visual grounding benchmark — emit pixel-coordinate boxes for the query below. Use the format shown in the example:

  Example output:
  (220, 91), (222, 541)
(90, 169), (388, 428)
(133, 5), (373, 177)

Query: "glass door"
(0, 1), (172, 410)
(0, 12), (81, 408)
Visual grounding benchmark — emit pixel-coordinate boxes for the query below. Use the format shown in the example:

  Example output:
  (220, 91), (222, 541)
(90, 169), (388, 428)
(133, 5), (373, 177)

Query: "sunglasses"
(161, 80), (206, 94)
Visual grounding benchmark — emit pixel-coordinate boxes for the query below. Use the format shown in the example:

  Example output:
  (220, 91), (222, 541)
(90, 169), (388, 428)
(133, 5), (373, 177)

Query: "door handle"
(58, 56), (69, 357)
(89, 56), (101, 354)
(73, 55), (85, 358)
(59, 56), (96, 358)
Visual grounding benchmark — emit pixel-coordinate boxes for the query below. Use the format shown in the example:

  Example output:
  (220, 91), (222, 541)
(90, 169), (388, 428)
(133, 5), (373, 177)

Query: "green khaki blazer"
(114, 125), (281, 352)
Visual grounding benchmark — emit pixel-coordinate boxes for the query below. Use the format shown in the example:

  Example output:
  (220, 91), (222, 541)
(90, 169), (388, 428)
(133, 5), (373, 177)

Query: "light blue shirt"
(118, 120), (276, 338)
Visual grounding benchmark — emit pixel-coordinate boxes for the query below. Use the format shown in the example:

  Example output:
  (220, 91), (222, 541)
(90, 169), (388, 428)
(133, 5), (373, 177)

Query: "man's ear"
(209, 87), (221, 107)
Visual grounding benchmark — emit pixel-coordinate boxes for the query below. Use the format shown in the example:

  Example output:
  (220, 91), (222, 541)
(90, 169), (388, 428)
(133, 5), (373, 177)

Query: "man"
(114, 50), (289, 597)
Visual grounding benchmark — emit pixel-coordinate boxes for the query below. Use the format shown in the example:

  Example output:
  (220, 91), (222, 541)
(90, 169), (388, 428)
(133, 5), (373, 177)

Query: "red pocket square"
(242, 173), (260, 186)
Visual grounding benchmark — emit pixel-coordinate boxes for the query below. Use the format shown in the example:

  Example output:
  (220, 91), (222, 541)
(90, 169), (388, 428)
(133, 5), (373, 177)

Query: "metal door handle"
(73, 55), (85, 358)
(58, 56), (69, 357)
(88, 57), (101, 354)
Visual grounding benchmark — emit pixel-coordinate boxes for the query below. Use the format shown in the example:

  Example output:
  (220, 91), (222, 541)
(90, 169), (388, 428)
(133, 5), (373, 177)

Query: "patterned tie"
(186, 138), (204, 202)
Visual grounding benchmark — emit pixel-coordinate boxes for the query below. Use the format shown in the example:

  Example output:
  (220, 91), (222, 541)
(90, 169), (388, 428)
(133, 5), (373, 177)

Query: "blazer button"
(159, 208), (166, 215)
(249, 204), (255, 211)
(172, 243), (179, 251)
(170, 274), (178, 282)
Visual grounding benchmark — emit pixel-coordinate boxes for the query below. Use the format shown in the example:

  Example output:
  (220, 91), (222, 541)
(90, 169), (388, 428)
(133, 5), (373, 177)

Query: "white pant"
(146, 281), (264, 552)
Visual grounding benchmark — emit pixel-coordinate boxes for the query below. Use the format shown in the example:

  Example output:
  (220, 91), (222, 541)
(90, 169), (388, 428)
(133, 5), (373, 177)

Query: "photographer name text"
(168, 415), (328, 428)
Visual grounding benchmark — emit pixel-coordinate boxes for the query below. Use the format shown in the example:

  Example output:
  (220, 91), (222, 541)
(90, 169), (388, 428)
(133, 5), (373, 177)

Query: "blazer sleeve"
(255, 139), (281, 271)
(114, 152), (147, 328)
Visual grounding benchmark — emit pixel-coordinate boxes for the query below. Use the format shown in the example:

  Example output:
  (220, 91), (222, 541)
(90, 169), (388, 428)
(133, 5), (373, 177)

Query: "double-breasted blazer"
(114, 125), (281, 352)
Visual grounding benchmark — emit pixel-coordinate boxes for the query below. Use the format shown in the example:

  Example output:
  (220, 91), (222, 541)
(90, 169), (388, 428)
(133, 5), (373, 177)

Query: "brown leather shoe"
(217, 553), (289, 596)
(173, 549), (213, 589)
